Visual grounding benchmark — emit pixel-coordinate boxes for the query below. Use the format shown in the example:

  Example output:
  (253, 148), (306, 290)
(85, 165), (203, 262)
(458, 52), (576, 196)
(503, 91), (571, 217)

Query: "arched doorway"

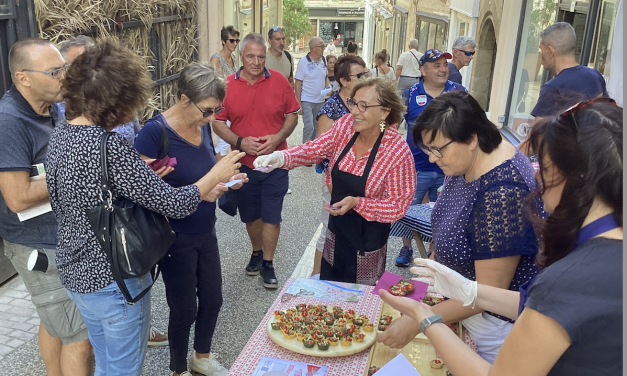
(470, 18), (497, 111)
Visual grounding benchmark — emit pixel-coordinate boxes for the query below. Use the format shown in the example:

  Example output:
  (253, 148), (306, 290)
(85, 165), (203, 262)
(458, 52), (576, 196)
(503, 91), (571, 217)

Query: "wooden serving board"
(266, 319), (377, 357)
(366, 338), (450, 376)
(378, 294), (462, 343)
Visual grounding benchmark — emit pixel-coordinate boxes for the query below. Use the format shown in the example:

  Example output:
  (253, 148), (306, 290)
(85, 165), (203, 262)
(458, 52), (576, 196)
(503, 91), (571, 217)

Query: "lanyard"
(519, 212), (619, 316)
(577, 213), (620, 245)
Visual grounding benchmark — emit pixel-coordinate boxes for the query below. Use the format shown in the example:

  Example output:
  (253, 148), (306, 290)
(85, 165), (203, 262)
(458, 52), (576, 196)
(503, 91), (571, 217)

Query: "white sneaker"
(190, 352), (228, 376)
(287, 188), (292, 194)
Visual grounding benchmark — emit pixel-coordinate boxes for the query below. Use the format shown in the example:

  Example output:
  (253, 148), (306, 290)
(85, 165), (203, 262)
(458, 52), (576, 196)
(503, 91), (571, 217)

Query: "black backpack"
(284, 50), (293, 77)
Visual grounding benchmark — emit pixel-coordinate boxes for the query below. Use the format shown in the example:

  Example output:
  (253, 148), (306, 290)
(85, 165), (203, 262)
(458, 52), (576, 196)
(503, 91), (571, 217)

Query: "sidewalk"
(0, 274), (39, 360)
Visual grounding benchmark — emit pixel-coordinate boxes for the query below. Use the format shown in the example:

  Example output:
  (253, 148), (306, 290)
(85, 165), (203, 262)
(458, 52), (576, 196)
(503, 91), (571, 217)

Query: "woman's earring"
(379, 119), (387, 132)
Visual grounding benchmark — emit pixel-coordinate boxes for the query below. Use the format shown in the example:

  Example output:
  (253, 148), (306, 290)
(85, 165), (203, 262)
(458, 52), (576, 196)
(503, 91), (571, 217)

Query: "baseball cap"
(419, 49), (453, 66)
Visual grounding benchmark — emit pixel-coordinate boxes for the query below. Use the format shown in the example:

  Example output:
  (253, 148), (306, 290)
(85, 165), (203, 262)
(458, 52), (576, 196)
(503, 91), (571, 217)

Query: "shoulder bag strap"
(98, 132), (151, 305)
(155, 117), (170, 158)
(284, 50), (293, 77)
(410, 50), (421, 66)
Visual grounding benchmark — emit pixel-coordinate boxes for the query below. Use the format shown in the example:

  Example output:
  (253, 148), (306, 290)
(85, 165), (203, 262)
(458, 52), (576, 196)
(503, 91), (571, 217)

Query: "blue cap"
(419, 49), (453, 66)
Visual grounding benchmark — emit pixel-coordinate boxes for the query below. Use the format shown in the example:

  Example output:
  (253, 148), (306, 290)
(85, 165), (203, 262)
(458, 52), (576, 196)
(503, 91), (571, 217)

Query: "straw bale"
(34, 0), (197, 122)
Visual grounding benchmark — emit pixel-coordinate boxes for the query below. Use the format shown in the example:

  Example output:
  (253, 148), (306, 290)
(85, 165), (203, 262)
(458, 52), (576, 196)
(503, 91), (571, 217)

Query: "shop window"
(588, 0), (617, 78)
(458, 21), (466, 37)
(415, 16), (448, 52)
(504, 0), (558, 141)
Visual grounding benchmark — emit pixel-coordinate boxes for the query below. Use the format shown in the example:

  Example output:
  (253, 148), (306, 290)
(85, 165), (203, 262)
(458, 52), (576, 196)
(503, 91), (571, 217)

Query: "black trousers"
(161, 228), (223, 373)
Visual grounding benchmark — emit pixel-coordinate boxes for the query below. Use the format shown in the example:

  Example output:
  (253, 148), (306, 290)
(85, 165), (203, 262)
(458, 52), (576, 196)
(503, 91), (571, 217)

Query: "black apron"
(321, 132), (391, 285)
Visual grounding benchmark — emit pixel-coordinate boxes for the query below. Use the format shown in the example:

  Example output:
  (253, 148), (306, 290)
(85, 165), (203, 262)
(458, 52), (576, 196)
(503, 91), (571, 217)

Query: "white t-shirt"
(295, 54), (328, 103)
(369, 66), (397, 81)
(324, 43), (337, 56)
(396, 49), (423, 78)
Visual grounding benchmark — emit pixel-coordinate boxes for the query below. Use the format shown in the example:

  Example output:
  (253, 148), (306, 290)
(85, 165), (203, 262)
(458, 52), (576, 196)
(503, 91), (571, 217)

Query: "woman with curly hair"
(46, 39), (243, 376)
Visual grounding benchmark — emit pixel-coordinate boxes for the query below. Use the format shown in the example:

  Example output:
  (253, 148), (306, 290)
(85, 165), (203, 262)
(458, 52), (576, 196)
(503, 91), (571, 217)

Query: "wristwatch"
(419, 314), (444, 334)
(235, 137), (243, 151)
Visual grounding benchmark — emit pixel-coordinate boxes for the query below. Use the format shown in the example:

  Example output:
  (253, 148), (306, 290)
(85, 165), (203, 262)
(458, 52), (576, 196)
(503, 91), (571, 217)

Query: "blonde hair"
(349, 78), (406, 126)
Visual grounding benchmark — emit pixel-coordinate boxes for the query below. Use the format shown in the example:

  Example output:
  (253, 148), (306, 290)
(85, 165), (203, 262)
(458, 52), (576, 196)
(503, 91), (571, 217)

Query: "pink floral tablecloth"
(226, 278), (382, 376)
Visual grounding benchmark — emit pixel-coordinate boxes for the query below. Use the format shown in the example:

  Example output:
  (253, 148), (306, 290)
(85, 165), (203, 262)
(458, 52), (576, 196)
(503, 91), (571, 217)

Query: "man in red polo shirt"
(214, 32), (300, 289)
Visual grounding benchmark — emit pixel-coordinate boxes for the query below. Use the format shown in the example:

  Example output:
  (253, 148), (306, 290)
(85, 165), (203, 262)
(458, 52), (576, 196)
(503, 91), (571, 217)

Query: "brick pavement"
(0, 275), (39, 361)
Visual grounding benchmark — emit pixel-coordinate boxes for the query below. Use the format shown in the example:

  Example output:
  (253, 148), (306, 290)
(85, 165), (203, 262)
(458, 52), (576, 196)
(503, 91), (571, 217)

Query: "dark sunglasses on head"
(192, 101), (225, 118)
(560, 97), (616, 130)
(227, 38), (240, 44)
(456, 49), (475, 57)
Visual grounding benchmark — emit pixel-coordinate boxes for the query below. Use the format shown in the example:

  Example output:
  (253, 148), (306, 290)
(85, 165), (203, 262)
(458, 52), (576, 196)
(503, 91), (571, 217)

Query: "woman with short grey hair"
(134, 62), (248, 376)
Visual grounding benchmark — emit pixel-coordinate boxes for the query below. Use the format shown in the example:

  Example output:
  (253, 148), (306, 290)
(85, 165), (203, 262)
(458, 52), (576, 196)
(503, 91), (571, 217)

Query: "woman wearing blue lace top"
(378, 91), (539, 363)
(308, 55), (369, 277)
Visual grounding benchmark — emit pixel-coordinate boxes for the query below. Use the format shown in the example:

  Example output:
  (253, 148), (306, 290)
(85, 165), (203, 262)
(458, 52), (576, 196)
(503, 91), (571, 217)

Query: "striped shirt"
(283, 113), (416, 223)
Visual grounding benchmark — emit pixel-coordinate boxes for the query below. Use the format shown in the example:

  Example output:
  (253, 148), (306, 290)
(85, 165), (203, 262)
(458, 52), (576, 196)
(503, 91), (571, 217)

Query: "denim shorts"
(3, 241), (88, 344)
(236, 165), (289, 224)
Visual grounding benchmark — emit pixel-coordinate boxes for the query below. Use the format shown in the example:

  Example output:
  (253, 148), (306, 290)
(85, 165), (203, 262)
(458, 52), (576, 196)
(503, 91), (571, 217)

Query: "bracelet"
(235, 137), (243, 151)
(419, 314), (443, 334)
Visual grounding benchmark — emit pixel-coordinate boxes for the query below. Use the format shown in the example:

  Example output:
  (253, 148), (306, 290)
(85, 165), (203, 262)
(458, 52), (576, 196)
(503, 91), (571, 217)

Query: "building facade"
(363, 0), (450, 67)
(472, 0), (621, 144)
(305, 0), (367, 54)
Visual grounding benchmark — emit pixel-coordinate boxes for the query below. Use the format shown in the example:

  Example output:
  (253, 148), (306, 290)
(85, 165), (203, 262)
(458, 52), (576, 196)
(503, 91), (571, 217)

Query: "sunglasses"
(272, 26), (284, 31)
(22, 64), (69, 79)
(227, 38), (240, 44)
(419, 140), (454, 158)
(560, 97), (616, 130)
(192, 101), (225, 117)
(349, 71), (371, 80)
(455, 49), (475, 57)
(346, 97), (382, 113)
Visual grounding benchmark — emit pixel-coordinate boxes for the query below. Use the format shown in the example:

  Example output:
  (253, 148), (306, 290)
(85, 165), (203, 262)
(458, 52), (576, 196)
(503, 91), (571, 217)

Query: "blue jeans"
(67, 275), (152, 376)
(412, 170), (445, 206)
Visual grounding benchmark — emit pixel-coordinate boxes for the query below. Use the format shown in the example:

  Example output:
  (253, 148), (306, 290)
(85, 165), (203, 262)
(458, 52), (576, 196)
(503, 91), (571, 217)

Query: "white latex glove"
(252, 151), (284, 172)
(410, 258), (478, 308)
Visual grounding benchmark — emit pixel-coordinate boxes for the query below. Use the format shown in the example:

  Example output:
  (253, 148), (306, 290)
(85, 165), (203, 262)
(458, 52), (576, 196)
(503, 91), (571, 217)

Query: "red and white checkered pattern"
(282, 114), (416, 224)
(226, 278), (382, 376)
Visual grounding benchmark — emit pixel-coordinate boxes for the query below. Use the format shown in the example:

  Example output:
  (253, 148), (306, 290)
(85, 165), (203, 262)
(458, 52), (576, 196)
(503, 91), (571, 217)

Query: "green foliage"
(527, 0), (558, 54)
(283, 0), (310, 44)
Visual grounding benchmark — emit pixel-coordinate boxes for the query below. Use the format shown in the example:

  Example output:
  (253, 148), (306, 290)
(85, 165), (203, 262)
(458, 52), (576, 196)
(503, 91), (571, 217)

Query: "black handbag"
(218, 188), (238, 216)
(87, 132), (175, 304)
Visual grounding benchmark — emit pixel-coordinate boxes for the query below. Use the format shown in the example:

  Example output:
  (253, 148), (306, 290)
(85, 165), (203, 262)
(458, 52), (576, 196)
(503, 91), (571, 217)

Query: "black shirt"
(525, 237), (623, 375)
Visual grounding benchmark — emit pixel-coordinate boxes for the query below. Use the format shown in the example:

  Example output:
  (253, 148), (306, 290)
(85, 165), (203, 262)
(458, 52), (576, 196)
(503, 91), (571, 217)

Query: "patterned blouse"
(46, 121), (201, 293)
(432, 149), (539, 320)
(316, 92), (349, 121)
(282, 113), (416, 223)
(211, 52), (237, 78)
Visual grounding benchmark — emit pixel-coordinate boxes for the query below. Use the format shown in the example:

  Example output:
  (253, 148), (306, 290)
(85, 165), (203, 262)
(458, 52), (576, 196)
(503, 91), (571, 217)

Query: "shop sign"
(337, 8), (365, 16)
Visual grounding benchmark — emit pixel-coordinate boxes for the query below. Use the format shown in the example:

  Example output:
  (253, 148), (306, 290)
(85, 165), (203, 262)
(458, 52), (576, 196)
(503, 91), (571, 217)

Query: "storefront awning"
(377, 6), (393, 19)
(394, 5), (408, 14)
(414, 10), (449, 23)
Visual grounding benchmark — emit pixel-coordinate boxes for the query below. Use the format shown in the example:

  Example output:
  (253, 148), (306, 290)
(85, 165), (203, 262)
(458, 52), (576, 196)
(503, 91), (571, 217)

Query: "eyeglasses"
(192, 101), (225, 117)
(272, 26), (284, 31)
(349, 71), (371, 80)
(419, 140), (454, 158)
(455, 49), (475, 57)
(560, 97), (616, 130)
(22, 64), (69, 79)
(227, 38), (240, 44)
(347, 97), (382, 113)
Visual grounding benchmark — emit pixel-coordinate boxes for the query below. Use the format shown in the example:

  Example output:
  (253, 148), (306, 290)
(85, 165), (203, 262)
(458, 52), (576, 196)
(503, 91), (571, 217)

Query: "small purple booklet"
(371, 271), (429, 302)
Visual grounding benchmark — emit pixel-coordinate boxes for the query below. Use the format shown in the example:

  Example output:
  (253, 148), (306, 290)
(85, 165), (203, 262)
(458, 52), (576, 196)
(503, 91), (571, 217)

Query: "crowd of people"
(0, 19), (621, 376)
